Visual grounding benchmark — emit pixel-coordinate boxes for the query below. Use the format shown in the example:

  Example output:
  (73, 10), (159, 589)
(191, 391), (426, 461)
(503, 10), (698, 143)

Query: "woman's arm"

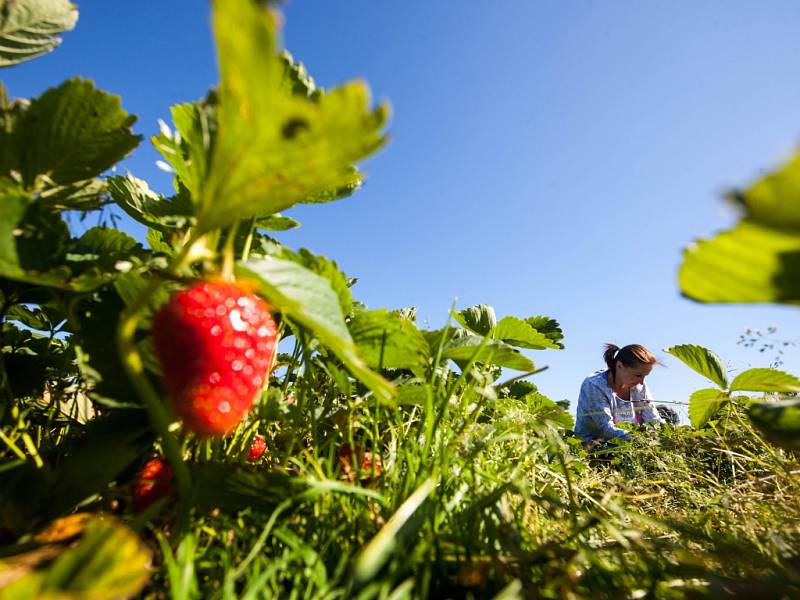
(576, 380), (630, 441)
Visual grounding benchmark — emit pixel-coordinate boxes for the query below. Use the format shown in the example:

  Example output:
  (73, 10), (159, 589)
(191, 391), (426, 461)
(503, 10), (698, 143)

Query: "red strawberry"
(152, 279), (278, 437)
(132, 457), (173, 513)
(247, 434), (267, 462)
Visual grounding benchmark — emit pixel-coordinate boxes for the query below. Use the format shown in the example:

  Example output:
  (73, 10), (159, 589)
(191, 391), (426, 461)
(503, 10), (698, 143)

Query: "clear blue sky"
(5, 1), (800, 418)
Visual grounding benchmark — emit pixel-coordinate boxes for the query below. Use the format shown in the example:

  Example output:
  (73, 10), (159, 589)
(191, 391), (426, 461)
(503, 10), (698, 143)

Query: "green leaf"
(349, 308), (430, 371)
(441, 334), (535, 372)
(679, 151), (800, 305)
(525, 392), (574, 429)
(730, 368), (800, 393)
(236, 256), (394, 403)
(688, 388), (728, 429)
(0, 0), (77, 67)
(0, 517), (151, 598)
(524, 315), (565, 348)
(727, 152), (800, 230)
(0, 187), (151, 291)
(17, 78), (141, 187)
(288, 248), (353, 316)
(193, 0), (388, 230)
(72, 286), (148, 406)
(665, 344), (728, 389)
(453, 304), (497, 336)
(0, 181), (30, 279)
(37, 177), (107, 211)
(502, 380), (538, 399)
(152, 97), (217, 201)
(495, 316), (561, 350)
(395, 383), (432, 406)
(107, 174), (195, 231)
(354, 476), (437, 585)
(679, 221), (800, 304)
(748, 398), (800, 451)
(255, 213), (300, 231)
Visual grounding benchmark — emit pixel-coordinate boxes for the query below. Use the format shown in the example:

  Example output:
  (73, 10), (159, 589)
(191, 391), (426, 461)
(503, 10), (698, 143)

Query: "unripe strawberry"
(131, 457), (173, 513)
(247, 434), (267, 462)
(152, 279), (278, 437)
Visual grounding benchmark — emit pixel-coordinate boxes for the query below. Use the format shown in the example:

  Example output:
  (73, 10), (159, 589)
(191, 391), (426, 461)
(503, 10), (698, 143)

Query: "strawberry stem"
(117, 228), (205, 522)
(221, 221), (240, 281)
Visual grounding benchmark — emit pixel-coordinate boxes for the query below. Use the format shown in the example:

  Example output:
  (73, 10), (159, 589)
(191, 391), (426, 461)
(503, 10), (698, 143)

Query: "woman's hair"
(603, 343), (657, 379)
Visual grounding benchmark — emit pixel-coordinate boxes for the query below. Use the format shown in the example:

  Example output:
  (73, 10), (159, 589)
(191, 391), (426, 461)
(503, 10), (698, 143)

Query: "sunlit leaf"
(730, 368), (800, 393)
(665, 344), (728, 389)
(679, 151), (800, 305)
(679, 221), (800, 304)
(190, 0), (388, 230)
(495, 316), (561, 350)
(255, 213), (300, 231)
(688, 388), (728, 429)
(237, 256), (394, 403)
(441, 334), (534, 372)
(0, 0), (77, 67)
(728, 152), (800, 229)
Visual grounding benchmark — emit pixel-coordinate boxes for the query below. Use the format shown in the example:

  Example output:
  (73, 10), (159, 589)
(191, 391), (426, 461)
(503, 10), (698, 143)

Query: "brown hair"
(603, 343), (657, 383)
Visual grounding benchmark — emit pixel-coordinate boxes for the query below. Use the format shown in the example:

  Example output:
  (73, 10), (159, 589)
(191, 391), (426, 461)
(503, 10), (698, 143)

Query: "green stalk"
(116, 229), (206, 514)
(240, 217), (257, 263)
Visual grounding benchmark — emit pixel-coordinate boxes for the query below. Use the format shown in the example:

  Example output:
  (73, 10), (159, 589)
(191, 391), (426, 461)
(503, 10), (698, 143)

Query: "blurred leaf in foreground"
(679, 151), (800, 305)
(0, 0), (77, 67)
(0, 515), (150, 599)
(748, 398), (800, 451)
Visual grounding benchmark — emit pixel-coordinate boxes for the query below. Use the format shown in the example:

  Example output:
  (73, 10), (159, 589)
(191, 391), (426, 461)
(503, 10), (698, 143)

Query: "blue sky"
(5, 1), (800, 418)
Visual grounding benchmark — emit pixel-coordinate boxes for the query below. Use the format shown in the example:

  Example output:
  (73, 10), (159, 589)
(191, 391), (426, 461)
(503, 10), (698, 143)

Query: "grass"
(1, 330), (799, 599)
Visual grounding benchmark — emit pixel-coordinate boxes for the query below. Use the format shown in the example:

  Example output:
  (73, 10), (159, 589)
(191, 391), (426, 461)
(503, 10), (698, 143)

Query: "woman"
(575, 343), (663, 445)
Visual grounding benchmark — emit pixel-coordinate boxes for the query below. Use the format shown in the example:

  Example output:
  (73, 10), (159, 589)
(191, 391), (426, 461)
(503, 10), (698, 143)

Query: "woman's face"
(615, 361), (653, 389)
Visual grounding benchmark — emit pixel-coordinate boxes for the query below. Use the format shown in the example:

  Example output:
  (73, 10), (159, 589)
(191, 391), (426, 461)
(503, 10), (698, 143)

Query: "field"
(1, 1), (800, 599)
